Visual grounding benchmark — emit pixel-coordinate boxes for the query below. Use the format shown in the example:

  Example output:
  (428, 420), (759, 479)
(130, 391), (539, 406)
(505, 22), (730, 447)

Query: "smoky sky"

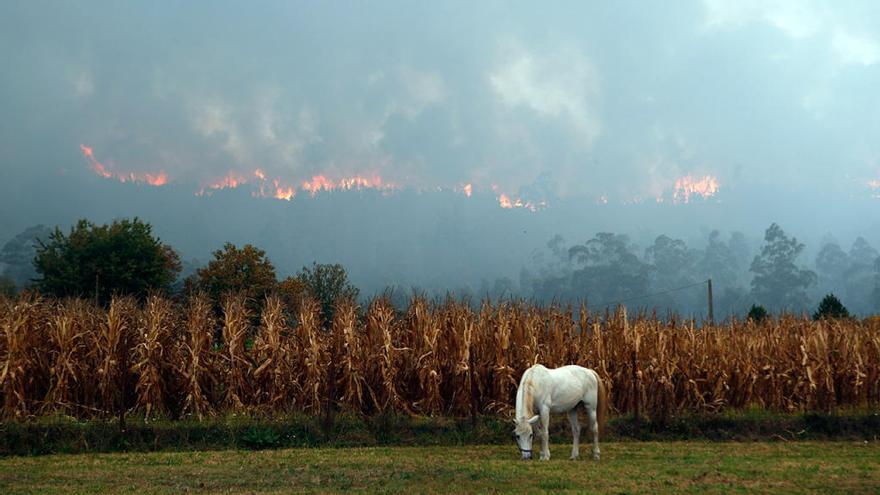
(3, 1), (880, 195)
(1, 1), (880, 290)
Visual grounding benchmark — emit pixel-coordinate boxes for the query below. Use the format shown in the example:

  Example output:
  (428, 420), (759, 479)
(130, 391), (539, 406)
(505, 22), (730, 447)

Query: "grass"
(3, 411), (879, 456)
(1, 441), (878, 494)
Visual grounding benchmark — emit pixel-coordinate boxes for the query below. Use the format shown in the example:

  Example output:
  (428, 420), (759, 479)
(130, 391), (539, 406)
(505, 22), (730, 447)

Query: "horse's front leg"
(568, 408), (580, 460)
(539, 406), (551, 460)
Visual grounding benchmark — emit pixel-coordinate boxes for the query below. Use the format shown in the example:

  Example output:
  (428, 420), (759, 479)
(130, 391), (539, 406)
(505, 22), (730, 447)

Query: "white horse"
(513, 364), (607, 461)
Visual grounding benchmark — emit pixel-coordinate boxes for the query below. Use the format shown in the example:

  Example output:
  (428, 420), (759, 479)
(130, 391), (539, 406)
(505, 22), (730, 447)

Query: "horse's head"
(513, 415), (540, 460)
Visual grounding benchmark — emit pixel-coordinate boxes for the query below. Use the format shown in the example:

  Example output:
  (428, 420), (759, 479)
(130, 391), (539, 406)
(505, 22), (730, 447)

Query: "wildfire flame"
(300, 174), (394, 196)
(673, 175), (719, 204)
(79, 147), (732, 211)
(198, 170), (395, 200)
(272, 179), (296, 201)
(207, 173), (247, 191)
(80, 145), (550, 211)
(491, 185), (546, 212)
(80, 144), (167, 186)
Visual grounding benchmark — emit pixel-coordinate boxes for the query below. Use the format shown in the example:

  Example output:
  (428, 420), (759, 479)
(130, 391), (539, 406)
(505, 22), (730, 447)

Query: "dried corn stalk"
(180, 292), (216, 419)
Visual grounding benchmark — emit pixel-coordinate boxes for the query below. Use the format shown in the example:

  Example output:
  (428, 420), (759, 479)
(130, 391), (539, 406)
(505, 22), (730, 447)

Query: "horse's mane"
(519, 367), (535, 420)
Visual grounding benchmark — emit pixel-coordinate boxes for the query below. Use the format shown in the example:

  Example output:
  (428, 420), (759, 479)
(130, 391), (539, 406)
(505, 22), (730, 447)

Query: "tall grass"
(1, 293), (878, 421)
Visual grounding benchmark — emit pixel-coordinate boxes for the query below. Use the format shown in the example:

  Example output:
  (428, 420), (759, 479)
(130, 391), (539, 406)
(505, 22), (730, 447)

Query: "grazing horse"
(513, 364), (607, 461)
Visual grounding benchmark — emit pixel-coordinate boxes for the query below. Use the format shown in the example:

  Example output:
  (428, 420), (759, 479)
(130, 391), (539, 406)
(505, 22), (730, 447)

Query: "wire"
(589, 279), (709, 309)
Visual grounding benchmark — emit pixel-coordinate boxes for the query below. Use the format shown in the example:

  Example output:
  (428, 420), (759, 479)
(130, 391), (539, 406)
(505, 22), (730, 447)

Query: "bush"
(241, 425), (282, 450)
(812, 293), (850, 320)
(747, 304), (769, 323)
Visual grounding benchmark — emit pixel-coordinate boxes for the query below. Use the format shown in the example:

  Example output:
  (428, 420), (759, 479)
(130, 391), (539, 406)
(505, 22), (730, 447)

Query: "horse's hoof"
(569, 455), (579, 461)
(592, 454), (600, 461)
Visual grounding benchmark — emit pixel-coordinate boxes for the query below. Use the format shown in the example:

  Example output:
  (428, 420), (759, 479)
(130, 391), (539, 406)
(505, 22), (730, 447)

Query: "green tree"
(698, 231), (740, 289)
(815, 241), (849, 299)
(34, 219), (181, 305)
(295, 262), (359, 325)
(189, 243), (278, 311)
(522, 235), (574, 303)
(749, 223), (816, 312)
(812, 293), (850, 320)
(698, 231), (749, 317)
(644, 234), (700, 312)
(747, 304), (769, 323)
(844, 237), (878, 314)
(276, 275), (308, 317)
(0, 225), (52, 288)
(568, 233), (652, 308)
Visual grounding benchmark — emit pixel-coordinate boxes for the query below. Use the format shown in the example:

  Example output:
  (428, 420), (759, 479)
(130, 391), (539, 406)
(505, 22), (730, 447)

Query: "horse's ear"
(528, 415), (540, 425)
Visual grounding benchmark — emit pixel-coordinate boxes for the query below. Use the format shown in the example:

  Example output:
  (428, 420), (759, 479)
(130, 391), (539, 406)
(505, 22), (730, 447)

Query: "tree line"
(517, 223), (879, 318)
(0, 218), (357, 324)
(1, 219), (878, 318)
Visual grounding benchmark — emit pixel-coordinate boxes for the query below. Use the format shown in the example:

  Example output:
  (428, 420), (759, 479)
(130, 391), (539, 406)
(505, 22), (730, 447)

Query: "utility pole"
(707, 278), (714, 326)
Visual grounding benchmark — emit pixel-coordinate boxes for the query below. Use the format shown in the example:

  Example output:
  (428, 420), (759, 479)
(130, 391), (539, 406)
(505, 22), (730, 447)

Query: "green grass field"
(1, 441), (878, 494)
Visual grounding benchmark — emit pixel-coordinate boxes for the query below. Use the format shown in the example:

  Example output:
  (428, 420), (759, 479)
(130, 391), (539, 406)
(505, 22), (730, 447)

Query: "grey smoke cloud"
(3, 1), (879, 201)
(1, 0), (879, 270)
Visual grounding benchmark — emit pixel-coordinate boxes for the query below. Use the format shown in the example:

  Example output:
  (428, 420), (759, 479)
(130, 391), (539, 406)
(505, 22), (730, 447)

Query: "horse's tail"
(596, 373), (608, 435)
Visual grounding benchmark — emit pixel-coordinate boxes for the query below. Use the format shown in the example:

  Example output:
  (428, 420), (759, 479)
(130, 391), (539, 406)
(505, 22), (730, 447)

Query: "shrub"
(812, 293), (850, 321)
(747, 304), (769, 323)
(241, 425), (281, 450)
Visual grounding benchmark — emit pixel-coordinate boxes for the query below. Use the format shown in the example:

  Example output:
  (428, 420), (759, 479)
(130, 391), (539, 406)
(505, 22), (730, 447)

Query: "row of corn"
(1, 294), (878, 421)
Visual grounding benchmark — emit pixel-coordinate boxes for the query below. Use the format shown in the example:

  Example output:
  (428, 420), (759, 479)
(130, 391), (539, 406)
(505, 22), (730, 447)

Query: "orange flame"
(80, 144), (111, 178)
(80, 146), (553, 210)
(301, 174), (394, 196)
(301, 175), (335, 194)
(208, 173), (247, 191)
(491, 185), (545, 212)
(80, 144), (167, 186)
(272, 179), (295, 201)
(200, 170), (394, 200)
(140, 171), (168, 186)
(673, 175), (719, 203)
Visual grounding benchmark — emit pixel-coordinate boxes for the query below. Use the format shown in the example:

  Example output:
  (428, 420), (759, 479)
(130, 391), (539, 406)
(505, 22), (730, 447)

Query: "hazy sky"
(1, 0), (880, 290)
(3, 1), (879, 199)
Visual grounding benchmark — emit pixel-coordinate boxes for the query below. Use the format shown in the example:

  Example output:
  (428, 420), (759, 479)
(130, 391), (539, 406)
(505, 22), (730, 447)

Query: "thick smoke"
(1, 1), (878, 313)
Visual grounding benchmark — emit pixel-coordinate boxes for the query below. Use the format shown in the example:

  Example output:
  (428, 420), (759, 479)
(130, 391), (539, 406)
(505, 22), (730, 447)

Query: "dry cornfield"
(0, 293), (878, 422)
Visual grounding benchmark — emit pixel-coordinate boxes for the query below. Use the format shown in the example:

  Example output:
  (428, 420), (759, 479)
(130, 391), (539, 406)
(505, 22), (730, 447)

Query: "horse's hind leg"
(587, 405), (600, 460)
(568, 408), (581, 460)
